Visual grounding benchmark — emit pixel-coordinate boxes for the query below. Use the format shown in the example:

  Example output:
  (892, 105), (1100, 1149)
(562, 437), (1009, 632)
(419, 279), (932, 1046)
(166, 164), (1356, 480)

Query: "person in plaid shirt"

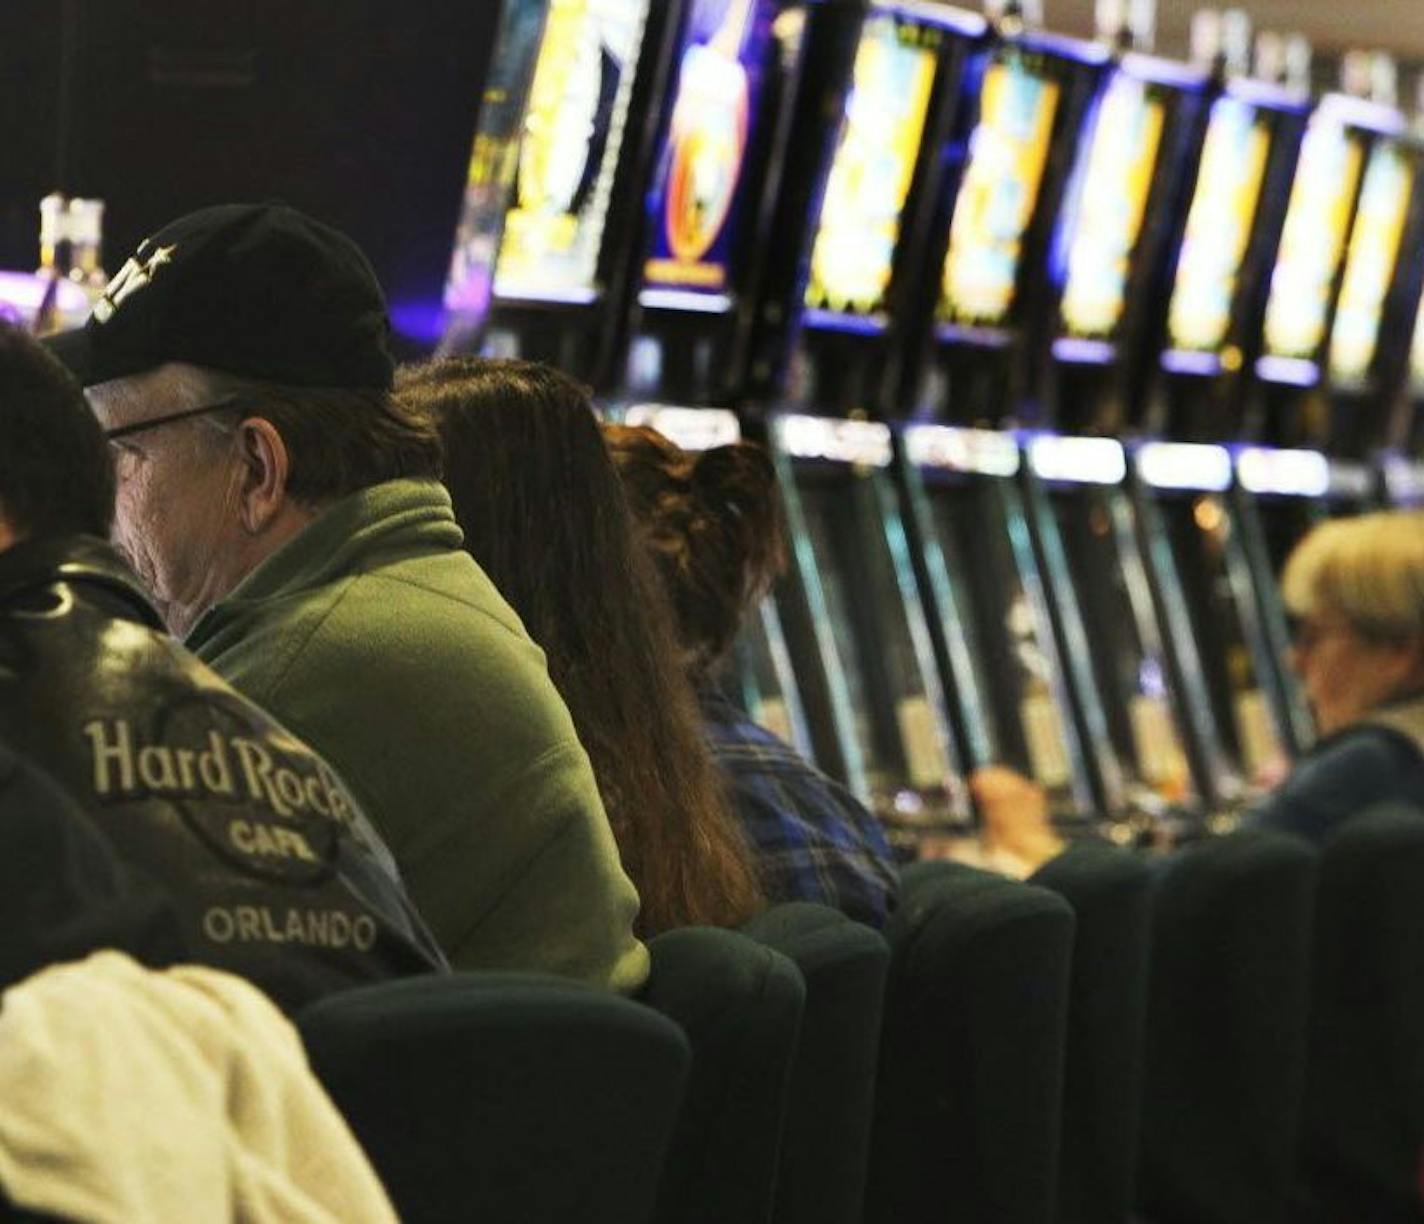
(606, 424), (898, 928)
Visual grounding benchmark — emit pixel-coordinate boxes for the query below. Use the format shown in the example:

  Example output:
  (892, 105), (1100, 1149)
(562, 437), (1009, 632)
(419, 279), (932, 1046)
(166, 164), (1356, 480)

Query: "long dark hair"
(602, 423), (786, 684)
(396, 358), (762, 934)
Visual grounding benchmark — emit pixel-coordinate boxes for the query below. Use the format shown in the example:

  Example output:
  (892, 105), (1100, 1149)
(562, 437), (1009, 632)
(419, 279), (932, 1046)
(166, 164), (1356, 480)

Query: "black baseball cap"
(45, 202), (395, 390)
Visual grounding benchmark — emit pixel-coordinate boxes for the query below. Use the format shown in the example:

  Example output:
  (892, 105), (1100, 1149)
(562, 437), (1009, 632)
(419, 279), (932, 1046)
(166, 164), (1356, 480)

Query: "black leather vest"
(0, 535), (446, 1011)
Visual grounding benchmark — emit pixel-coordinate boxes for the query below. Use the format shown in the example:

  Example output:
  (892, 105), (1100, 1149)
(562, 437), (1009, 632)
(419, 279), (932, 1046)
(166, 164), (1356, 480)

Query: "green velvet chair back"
(741, 902), (890, 1224)
(1136, 829), (1317, 1224)
(640, 926), (806, 1224)
(1032, 841), (1155, 1224)
(1299, 803), (1424, 1223)
(866, 861), (1076, 1224)
(297, 972), (690, 1224)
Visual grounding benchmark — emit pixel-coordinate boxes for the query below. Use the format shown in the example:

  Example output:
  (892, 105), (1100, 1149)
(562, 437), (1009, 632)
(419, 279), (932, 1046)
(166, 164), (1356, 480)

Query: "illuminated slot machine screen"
(802, 8), (943, 326)
(1261, 111), (1367, 363)
(791, 463), (962, 825)
(1160, 493), (1284, 794)
(1329, 139), (1416, 385)
(1166, 96), (1272, 354)
(1057, 69), (1167, 340)
(639, 0), (777, 307)
(939, 49), (1061, 328)
(494, 0), (654, 304)
(1050, 488), (1195, 806)
(922, 477), (1081, 813)
(444, 0), (549, 318)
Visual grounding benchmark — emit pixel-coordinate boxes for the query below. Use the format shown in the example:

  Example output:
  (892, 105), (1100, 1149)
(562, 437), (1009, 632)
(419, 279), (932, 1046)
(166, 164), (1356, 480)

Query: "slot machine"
(1126, 46), (1320, 770)
(767, 415), (972, 845)
(1128, 440), (1300, 792)
(1020, 435), (1211, 829)
(1245, 94), (1403, 450)
(440, 0), (554, 346)
(618, 404), (818, 763)
(1038, 50), (1210, 435)
(751, 2), (1006, 847)
(896, 425), (1102, 828)
(613, 0), (868, 407)
(888, 19), (1108, 427)
(757, 2), (989, 413)
(1222, 96), (1416, 756)
(466, 0), (684, 376)
(1321, 107), (1424, 459)
(1145, 72), (1309, 441)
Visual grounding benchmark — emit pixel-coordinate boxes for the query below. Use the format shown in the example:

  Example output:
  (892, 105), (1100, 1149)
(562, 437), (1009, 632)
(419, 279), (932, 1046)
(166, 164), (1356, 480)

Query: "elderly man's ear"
(0, 504), (18, 553)
(233, 418), (293, 535)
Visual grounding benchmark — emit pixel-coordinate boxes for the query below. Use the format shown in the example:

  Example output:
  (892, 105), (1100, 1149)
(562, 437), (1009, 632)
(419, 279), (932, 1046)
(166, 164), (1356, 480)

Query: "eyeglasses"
(103, 396), (249, 442)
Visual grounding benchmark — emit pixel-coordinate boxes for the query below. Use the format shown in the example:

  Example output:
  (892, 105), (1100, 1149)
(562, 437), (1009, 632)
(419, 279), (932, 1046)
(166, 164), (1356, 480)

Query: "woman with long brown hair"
(605, 423), (898, 928)
(395, 357), (762, 935)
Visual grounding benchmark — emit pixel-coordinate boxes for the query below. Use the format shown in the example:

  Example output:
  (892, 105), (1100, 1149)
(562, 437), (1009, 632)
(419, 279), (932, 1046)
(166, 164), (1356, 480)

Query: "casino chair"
(865, 861), (1076, 1224)
(639, 926), (807, 1224)
(740, 903), (891, 1224)
(1295, 803), (1424, 1224)
(296, 972), (691, 1224)
(1030, 841), (1156, 1224)
(1135, 828), (1318, 1224)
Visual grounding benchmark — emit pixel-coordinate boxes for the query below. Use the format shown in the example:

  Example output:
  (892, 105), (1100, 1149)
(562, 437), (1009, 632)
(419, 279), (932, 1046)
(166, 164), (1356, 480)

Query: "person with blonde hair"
(974, 509), (1424, 862)
(1253, 510), (1424, 840)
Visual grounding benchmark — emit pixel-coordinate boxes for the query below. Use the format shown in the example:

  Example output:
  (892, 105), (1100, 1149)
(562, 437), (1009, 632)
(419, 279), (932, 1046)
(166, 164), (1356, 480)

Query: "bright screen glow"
(494, 0), (652, 302)
(1166, 97), (1270, 352)
(803, 12), (941, 320)
(1058, 71), (1166, 338)
(641, 0), (775, 299)
(939, 53), (1060, 327)
(1329, 140), (1415, 383)
(1262, 114), (1366, 360)
(444, 0), (548, 316)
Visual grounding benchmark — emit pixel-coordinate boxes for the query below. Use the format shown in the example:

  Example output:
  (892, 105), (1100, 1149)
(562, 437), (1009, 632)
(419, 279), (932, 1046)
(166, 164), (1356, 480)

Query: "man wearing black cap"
(51, 203), (647, 991)
(0, 320), (447, 1010)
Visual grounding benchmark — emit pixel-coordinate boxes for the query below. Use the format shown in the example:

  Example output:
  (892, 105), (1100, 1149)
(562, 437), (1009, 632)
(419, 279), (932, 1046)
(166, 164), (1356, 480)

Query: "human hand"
(969, 765), (1065, 873)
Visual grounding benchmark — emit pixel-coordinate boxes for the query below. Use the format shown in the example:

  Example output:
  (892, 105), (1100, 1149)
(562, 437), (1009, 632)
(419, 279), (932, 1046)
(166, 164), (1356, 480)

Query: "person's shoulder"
(1298, 722), (1424, 787)
(1261, 725), (1424, 841)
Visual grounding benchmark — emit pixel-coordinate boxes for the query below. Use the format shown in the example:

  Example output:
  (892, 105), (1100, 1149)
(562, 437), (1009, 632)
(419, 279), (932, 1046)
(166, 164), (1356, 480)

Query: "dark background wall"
(0, 1), (507, 316)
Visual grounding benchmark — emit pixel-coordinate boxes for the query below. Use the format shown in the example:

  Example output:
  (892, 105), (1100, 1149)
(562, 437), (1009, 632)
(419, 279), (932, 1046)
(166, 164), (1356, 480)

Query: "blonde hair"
(1280, 510), (1424, 640)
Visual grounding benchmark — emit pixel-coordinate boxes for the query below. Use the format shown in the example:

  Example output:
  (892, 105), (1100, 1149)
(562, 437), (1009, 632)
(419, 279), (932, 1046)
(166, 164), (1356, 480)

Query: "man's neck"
(169, 502), (320, 640)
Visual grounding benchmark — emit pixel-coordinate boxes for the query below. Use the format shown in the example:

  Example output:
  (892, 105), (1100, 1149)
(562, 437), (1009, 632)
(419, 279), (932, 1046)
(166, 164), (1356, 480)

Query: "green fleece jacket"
(187, 479), (648, 992)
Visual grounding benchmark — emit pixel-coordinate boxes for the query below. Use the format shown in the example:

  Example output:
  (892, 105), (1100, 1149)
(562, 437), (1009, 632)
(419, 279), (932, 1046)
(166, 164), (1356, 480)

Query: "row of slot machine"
(441, 0), (1424, 842)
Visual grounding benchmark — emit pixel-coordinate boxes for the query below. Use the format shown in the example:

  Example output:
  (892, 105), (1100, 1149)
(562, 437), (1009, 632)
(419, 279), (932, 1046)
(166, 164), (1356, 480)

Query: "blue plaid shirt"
(701, 690), (899, 928)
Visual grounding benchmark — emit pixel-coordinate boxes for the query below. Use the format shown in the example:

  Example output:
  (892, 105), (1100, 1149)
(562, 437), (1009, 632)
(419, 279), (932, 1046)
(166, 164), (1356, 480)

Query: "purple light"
(803, 308), (888, 337)
(388, 301), (450, 348)
(1254, 354), (1320, 387)
(1053, 337), (1117, 365)
(1160, 348), (1224, 376)
(935, 322), (1012, 348)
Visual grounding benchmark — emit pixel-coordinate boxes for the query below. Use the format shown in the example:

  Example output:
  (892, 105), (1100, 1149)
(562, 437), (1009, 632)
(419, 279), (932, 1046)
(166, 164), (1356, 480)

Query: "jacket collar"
(0, 534), (164, 630)
(186, 479), (461, 648)
(1359, 692), (1424, 759)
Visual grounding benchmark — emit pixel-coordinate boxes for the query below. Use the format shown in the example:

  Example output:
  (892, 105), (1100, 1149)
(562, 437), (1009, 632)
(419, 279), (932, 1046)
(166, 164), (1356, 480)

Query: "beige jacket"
(0, 951), (396, 1224)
